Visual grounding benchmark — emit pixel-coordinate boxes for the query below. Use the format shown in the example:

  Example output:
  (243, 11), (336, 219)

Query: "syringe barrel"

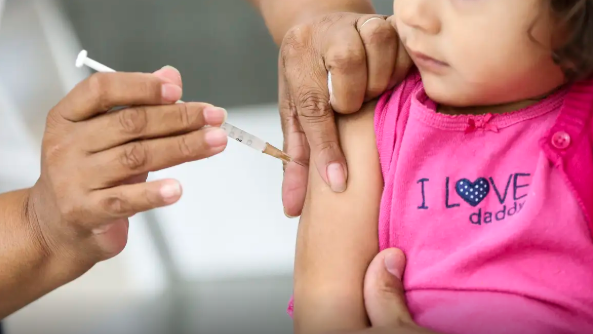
(220, 122), (267, 152)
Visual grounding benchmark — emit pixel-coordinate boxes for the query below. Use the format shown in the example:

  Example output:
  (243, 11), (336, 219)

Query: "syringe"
(75, 50), (301, 166)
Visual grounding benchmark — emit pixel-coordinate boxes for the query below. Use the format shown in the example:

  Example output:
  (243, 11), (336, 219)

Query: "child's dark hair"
(550, 0), (593, 80)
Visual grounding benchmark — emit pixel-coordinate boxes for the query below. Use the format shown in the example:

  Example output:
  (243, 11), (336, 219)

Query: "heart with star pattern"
(455, 178), (490, 207)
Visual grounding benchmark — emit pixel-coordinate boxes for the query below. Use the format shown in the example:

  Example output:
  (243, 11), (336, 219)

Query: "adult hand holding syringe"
(75, 50), (302, 166)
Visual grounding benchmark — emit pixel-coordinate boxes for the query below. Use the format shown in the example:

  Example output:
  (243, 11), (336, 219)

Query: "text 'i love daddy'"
(416, 173), (531, 225)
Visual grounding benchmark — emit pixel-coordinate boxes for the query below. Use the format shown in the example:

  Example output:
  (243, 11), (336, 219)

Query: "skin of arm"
(247, 0), (376, 44)
(0, 189), (85, 318)
(293, 101), (383, 334)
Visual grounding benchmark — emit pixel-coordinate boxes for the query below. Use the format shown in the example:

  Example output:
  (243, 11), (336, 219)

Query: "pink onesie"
(374, 71), (593, 334)
(287, 71), (593, 333)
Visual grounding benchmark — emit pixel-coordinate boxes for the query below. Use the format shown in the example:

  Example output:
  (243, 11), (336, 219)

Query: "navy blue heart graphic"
(455, 178), (490, 207)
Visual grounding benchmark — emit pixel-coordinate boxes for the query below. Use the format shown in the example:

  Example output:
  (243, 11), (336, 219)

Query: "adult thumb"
(364, 248), (413, 328)
(153, 65), (183, 88)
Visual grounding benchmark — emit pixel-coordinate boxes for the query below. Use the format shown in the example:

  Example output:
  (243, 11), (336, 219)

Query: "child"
(291, 1), (593, 334)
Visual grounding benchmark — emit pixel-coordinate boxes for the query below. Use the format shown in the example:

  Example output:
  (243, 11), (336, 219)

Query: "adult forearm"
(248, 0), (375, 45)
(0, 189), (86, 318)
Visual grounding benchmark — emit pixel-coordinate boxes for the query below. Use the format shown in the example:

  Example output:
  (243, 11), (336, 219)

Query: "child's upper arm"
(293, 100), (383, 334)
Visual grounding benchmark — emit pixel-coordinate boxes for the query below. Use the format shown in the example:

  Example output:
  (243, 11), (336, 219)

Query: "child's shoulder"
(391, 68), (423, 97)
(376, 68), (423, 114)
(375, 68), (423, 127)
(373, 70), (424, 171)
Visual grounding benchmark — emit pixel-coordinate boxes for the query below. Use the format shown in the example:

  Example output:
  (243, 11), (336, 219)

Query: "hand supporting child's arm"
(293, 101), (383, 334)
(249, 0), (411, 219)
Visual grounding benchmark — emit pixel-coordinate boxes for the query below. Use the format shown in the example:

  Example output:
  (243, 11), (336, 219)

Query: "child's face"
(393, 0), (566, 107)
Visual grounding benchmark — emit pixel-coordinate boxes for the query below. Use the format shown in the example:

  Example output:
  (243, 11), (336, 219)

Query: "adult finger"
(56, 72), (182, 122)
(324, 19), (368, 114)
(82, 102), (226, 153)
(278, 67), (309, 217)
(356, 16), (398, 100)
(387, 16), (414, 90)
(87, 127), (228, 188)
(89, 179), (183, 221)
(364, 248), (414, 328)
(282, 26), (348, 193)
(153, 65), (183, 89)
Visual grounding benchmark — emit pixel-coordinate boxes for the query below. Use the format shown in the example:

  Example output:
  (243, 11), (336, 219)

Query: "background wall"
(61, 0), (393, 107)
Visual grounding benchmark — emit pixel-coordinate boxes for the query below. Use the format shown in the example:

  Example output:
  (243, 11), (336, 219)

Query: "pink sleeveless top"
(374, 71), (593, 334)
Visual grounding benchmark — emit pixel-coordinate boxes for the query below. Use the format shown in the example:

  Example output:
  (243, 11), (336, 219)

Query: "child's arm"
(293, 101), (383, 334)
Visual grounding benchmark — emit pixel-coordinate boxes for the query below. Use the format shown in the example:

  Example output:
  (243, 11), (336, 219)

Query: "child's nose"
(398, 0), (441, 35)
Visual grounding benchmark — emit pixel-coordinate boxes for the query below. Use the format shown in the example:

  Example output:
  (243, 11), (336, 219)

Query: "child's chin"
(424, 87), (476, 108)
(422, 76), (492, 108)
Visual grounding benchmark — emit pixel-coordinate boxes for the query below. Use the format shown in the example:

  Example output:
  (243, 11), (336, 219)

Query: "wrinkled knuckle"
(177, 135), (197, 159)
(361, 22), (396, 45)
(177, 103), (194, 128)
(140, 76), (159, 100)
(297, 91), (332, 123)
(101, 194), (130, 216)
(87, 73), (110, 110)
(285, 24), (311, 46)
(119, 107), (148, 135)
(281, 24), (312, 59)
(120, 142), (149, 171)
(327, 47), (366, 74)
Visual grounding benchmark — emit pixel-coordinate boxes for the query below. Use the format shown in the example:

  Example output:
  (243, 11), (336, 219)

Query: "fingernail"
(204, 128), (228, 148)
(162, 65), (180, 73)
(204, 107), (228, 125)
(284, 209), (297, 219)
(153, 66), (181, 87)
(160, 182), (181, 202)
(154, 65), (180, 78)
(327, 163), (346, 193)
(162, 83), (182, 103)
(384, 251), (404, 280)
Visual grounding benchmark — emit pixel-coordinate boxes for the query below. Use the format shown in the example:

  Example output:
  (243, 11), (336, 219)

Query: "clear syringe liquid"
(219, 123), (295, 164)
